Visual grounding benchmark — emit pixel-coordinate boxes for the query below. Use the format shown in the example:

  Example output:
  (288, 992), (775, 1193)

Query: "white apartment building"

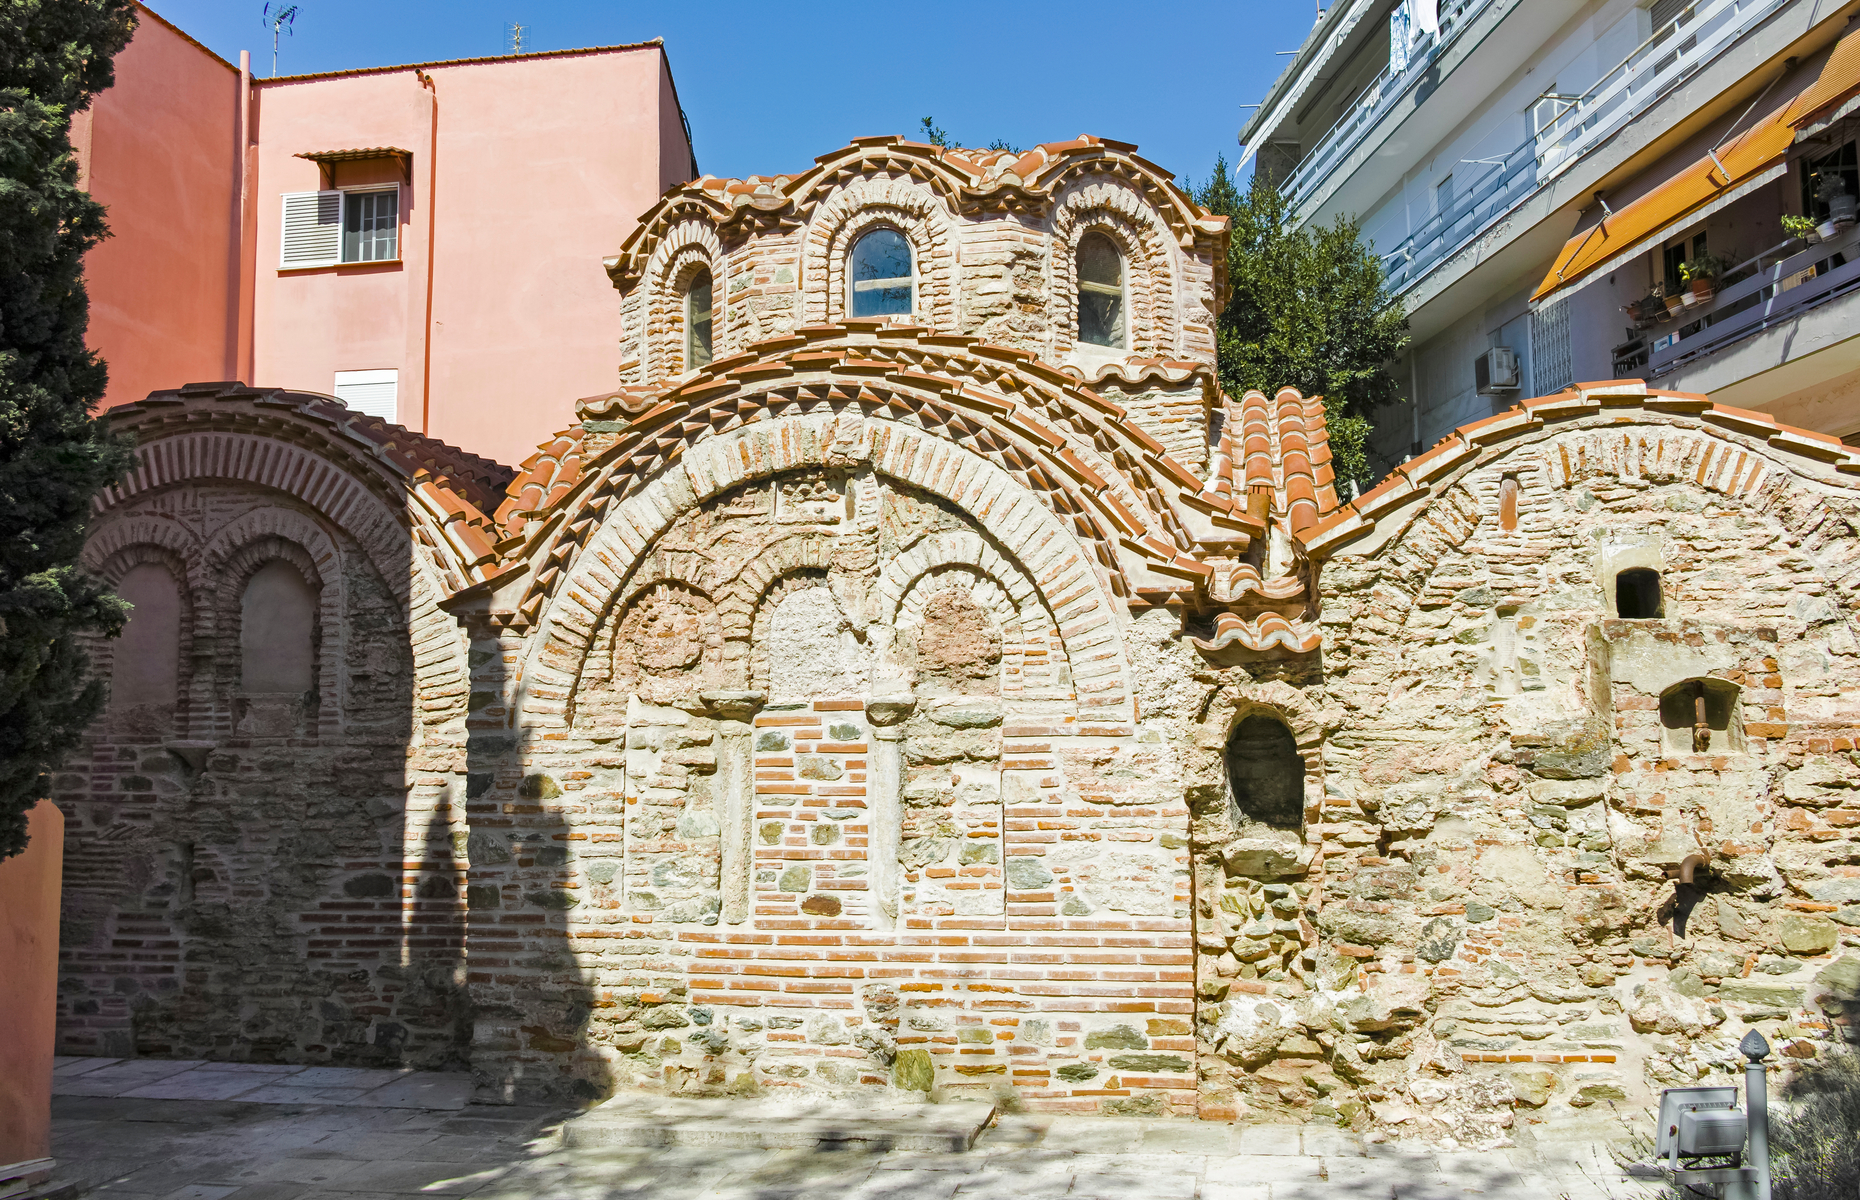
(1241, 0), (1860, 473)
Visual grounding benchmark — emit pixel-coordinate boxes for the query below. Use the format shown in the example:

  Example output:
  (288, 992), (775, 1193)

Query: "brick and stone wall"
(56, 387), (504, 1069)
(63, 137), (1860, 1149)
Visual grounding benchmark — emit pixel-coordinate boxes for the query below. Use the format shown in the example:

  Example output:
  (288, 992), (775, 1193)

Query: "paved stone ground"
(50, 1060), (1661, 1200)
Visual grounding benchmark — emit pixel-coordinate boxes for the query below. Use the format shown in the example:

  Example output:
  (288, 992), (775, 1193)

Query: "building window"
(1076, 233), (1126, 349)
(342, 188), (399, 262)
(849, 228), (913, 317)
(1225, 714), (1305, 831)
(1616, 567), (1663, 619)
(1801, 141), (1858, 221)
(686, 268), (714, 370)
(240, 560), (316, 696)
(333, 369), (398, 423)
(1663, 232), (1706, 292)
(280, 186), (400, 269)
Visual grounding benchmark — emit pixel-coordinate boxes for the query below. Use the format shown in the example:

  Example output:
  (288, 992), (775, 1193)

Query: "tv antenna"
(262, 3), (298, 75)
(506, 21), (527, 54)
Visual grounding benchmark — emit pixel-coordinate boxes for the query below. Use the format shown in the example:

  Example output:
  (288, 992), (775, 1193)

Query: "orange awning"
(1533, 26), (1860, 303)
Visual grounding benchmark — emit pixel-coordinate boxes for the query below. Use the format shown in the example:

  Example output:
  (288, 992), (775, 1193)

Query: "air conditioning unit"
(1475, 346), (1520, 394)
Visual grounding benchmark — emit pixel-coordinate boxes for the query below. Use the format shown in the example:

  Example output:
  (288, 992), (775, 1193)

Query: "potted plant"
(1815, 173), (1856, 238)
(1679, 253), (1725, 305)
(1661, 278), (1686, 316)
(1782, 214), (1821, 245)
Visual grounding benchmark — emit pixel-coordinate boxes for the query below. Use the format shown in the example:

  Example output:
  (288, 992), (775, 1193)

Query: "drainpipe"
(236, 51), (257, 385)
(418, 69), (438, 435)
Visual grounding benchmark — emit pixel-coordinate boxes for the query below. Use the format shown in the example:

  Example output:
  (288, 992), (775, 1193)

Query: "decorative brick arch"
(516, 411), (1133, 728)
(81, 515), (201, 582)
(802, 175), (958, 330)
(1050, 178), (1178, 358)
(640, 216), (726, 381)
(718, 531), (838, 646)
(99, 431), (420, 607)
(874, 530), (1044, 626)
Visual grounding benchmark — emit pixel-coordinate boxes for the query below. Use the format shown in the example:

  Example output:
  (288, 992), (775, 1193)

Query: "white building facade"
(1242, 0), (1860, 473)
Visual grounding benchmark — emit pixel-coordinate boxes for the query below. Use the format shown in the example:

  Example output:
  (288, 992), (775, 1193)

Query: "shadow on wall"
(459, 626), (612, 1105)
(56, 477), (469, 1070)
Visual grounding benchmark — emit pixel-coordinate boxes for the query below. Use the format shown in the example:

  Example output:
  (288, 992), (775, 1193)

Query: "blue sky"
(145, 1), (1322, 191)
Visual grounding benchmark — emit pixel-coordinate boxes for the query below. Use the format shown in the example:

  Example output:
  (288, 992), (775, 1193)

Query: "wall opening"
(1659, 678), (1743, 755)
(1498, 475), (1520, 532)
(1225, 714), (1305, 831)
(1615, 567), (1663, 619)
(240, 559), (317, 695)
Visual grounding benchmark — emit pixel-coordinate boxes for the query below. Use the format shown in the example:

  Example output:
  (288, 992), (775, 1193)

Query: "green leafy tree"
(918, 116), (1019, 155)
(0, 0), (140, 860)
(1193, 155), (1409, 490)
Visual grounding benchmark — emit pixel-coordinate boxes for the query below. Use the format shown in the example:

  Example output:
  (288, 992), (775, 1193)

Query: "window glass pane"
(342, 190), (398, 263)
(1077, 233), (1125, 349)
(688, 270), (713, 369)
(850, 228), (912, 317)
(1078, 234), (1121, 287)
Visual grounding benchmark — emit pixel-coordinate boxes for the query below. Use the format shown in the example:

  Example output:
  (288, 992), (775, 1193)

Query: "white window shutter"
(333, 369), (399, 424)
(281, 190), (342, 268)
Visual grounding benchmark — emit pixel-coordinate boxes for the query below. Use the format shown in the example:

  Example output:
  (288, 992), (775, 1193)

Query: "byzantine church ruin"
(55, 135), (1860, 1139)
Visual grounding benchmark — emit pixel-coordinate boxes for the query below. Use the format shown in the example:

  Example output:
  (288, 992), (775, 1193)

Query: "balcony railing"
(1535, 0), (1790, 181)
(1642, 223), (1860, 376)
(1279, 0), (1491, 213)
(1371, 0), (1790, 297)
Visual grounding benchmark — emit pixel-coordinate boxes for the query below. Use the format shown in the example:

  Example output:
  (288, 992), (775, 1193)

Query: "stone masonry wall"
(58, 470), (475, 1069)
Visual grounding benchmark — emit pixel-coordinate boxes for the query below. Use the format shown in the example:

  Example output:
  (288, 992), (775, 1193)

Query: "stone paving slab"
(565, 1093), (997, 1152)
(48, 1085), (1667, 1200)
(51, 1058), (470, 1110)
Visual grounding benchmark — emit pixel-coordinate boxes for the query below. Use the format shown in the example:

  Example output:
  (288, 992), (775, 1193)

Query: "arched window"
(240, 560), (316, 695)
(849, 228), (912, 317)
(685, 268), (713, 370)
(1225, 715), (1305, 831)
(111, 562), (182, 716)
(1616, 567), (1663, 619)
(1076, 232), (1125, 349)
(1660, 678), (1742, 755)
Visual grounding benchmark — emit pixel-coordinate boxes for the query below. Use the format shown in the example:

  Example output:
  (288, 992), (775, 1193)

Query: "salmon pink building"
(75, 4), (696, 464)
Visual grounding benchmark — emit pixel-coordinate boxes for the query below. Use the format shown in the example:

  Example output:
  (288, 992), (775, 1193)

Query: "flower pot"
(1818, 219), (1844, 240)
(1830, 193), (1857, 224)
(1664, 294), (1686, 316)
(1679, 289), (1701, 308)
(1688, 278), (1716, 304)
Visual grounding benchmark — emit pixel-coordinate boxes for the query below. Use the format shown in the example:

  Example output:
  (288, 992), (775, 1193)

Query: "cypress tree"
(0, 0), (140, 860)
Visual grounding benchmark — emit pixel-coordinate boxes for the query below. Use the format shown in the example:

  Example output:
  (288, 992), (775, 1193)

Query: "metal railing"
(1646, 222), (1860, 376)
(1368, 0), (1790, 296)
(1279, 0), (1491, 212)
(1381, 136), (1537, 292)
(1535, 0), (1790, 181)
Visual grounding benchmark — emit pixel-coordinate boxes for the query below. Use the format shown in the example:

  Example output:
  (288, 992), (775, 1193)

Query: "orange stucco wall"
(76, 8), (240, 410)
(251, 45), (688, 465)
(0, 804), (65, 1168)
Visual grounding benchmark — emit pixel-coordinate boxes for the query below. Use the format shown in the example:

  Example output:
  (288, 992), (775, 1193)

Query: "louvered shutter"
(281, 190), (342, 268)
(333, 369), (398, 423)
